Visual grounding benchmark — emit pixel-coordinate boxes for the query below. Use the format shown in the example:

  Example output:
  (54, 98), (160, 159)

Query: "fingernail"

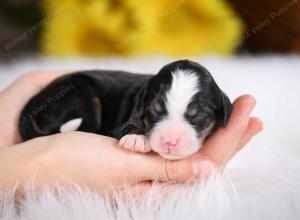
(192, 159), (213, 179)
(243, 94), (256, 104)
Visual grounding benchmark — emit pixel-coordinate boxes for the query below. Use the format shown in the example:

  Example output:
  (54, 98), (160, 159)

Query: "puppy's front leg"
(119, 134), (151, 153)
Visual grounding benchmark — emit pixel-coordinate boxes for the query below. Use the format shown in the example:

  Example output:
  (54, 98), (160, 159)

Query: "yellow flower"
(40, 0), (243, 56)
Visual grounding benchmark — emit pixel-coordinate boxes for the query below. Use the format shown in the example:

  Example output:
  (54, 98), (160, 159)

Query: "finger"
(131, 152), (213, 182)
(200, 95), (256, 166)
(235, 117), (263, 153)
(132, 153), (192, 182)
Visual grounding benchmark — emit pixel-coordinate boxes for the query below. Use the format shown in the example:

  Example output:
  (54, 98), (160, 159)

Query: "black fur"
(19, 60), (232, 141)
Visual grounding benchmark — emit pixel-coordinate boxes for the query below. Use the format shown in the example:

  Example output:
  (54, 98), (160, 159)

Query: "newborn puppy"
(19, 60), (232, 160)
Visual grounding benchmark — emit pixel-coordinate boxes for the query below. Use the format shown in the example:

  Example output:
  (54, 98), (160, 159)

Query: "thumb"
(131, 153), (214, 182)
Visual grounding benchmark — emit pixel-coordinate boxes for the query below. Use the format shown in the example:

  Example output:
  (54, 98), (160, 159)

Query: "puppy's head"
(133, 60), (232, 160)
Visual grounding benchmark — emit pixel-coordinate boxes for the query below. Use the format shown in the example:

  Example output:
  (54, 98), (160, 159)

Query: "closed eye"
(188, 113), (211, 130)
(185, 106), (212, 126)
(145, 101), (167, 123)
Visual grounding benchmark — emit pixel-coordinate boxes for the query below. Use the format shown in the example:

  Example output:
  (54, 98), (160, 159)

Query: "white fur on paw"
(59, 118), (83, 133)
(119, 134), (151, 153)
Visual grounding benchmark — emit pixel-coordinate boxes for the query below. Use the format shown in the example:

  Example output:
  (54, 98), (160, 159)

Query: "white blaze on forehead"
(165, 69), (199, 119)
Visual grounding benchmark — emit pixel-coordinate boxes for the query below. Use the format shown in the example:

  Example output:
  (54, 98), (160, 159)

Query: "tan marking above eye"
(188, 105), (200, 117)
(153, 102), (163, 113)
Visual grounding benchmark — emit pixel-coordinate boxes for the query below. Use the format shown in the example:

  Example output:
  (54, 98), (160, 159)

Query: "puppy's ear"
(127, 85), (147, 128)
(115, 86), (147, 139)
(217, 91), (232, 127)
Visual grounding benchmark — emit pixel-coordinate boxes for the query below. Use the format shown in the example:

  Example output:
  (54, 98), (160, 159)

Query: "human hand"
(0, 71), (67, 147)
(0, 71), (262, 194)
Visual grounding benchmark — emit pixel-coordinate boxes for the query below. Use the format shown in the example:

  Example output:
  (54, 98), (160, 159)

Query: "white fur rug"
(0, 55), (300, 220)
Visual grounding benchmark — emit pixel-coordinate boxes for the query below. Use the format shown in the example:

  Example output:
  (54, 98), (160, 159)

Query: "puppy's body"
(20, 71), (151, 139)
(19, 60), (232, 159)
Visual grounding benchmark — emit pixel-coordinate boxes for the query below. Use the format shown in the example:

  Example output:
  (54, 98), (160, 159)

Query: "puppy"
(19, 60), (232, 160)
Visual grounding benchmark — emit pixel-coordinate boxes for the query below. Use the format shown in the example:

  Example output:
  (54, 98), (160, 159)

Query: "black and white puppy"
(19, 60), (232, 160)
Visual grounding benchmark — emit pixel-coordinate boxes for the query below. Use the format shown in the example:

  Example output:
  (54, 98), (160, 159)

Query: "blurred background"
(1, 0), (300, 59)
(0, 2), (300, 216)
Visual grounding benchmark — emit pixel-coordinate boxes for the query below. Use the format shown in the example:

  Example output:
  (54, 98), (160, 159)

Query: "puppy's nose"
(160, 136), (180, 148)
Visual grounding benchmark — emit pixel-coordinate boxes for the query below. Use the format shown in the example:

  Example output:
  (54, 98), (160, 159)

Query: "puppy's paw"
(119, 134), (151, 153)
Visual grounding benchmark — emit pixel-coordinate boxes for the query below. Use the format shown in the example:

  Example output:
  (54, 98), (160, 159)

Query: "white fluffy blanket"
(0, 55), (299, 220)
